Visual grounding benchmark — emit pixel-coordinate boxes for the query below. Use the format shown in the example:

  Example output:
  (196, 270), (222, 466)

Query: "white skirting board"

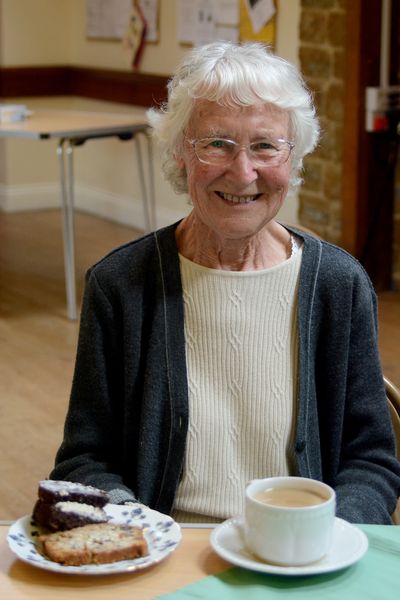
(0, 182), (190, 230)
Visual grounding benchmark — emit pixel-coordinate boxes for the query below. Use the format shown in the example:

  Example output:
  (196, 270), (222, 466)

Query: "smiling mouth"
(216, 191), (262, 204)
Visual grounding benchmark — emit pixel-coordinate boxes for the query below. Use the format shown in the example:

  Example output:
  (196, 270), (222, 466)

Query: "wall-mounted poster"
(177, 0), (275, 47)
(136, 0), (160, 42)
(122, 1), (147, 67)
(86, 0), (159, 42)
(177, 0), (240, 45)
(86, 0), (131, 39)
(240, 0), (276, 45)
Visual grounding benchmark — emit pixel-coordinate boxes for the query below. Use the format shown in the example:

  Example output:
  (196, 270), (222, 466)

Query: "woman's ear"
(175, 153), (185, 169)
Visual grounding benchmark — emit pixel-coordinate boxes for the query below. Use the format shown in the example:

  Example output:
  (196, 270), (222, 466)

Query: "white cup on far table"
(0, 104), (28, 123)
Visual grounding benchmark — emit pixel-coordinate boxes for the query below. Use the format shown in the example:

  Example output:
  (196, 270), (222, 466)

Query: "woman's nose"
(225, 147), (258, 184)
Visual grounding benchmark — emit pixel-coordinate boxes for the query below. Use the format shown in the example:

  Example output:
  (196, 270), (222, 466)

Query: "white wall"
(0, 0), (301, 229)
(1, 0), (69, 66)
(1, 1), (300, 72)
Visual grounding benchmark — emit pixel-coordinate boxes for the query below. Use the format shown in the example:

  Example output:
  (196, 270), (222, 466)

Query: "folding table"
(0, 109), (155, 319)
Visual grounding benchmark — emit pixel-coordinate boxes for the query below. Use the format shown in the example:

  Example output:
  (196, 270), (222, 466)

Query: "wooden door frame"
(342, 0), (398, 290)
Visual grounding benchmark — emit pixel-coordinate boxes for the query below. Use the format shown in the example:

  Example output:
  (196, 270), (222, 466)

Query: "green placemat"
(157, 525), (400, 599)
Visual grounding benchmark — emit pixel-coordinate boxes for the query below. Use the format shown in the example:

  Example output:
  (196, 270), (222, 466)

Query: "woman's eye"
(209, 139), (228, 149)
(253, 141), (275, 151)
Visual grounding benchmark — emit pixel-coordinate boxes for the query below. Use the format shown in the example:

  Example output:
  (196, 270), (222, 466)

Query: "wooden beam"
(0, 66), (168, 107)
(342, 0), (396, 289)
(341, 0), (363, 255)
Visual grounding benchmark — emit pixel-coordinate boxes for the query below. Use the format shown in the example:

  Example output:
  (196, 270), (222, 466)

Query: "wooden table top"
(0, 109), (149, 140)
(0, 524), (229, 599)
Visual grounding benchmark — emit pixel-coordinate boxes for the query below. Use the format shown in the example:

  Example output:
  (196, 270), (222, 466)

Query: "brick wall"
(298, 0), (345, 246)
(298, 0), (400, 287)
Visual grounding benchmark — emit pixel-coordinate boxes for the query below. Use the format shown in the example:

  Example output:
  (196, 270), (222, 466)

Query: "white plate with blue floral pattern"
(7, 503), (181, 575)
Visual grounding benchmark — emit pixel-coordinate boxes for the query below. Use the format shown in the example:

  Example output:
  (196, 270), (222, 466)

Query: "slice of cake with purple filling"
(37, 479), (109, 507)
(33, 480), (110, 531)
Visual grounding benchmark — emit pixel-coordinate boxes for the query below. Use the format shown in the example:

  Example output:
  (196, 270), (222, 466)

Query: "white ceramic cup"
(244, 476), (336, 566)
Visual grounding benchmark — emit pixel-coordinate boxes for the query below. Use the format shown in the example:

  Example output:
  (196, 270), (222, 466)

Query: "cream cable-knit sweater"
(173, 248), (303, 522)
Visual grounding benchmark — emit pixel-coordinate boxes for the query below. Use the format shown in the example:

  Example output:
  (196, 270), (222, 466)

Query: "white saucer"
(210, 517), (368, 576)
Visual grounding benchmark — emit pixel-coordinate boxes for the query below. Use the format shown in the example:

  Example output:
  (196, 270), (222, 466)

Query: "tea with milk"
(254, 486), (328, 507)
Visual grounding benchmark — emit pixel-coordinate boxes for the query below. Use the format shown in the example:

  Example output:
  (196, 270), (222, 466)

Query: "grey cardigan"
(51, 223), (400, 523)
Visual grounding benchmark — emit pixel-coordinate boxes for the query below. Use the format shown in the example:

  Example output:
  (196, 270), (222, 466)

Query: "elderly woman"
(51, 41), (400, 524)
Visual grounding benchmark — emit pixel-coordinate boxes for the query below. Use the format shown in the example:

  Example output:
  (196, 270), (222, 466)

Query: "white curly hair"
(147, 41), (320, 194)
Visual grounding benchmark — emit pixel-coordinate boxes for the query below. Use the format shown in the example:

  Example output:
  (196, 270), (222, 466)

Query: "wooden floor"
(0, 210), (399, 520)
(0, 210), (140, 520)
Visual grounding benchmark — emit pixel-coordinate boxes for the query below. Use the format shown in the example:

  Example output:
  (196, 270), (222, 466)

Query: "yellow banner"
(239, 0), (276, 46)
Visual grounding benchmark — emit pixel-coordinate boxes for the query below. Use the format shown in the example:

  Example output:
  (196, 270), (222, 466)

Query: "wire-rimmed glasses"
(186, 137), (295, 168)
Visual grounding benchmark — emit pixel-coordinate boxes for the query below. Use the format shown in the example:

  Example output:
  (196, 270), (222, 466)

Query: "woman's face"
(176, 100), (293, 241)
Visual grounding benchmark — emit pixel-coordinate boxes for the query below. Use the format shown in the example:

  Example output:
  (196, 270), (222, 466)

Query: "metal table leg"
(134, 134), (153, 233)
(57, 138), (77, 321)
(56, 127), (155, 320)
(144, 129), (156, 231)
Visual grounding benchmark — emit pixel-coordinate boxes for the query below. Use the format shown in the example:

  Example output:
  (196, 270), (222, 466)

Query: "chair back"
(385, 376), (400, 461)
(386, 377), (400, 524)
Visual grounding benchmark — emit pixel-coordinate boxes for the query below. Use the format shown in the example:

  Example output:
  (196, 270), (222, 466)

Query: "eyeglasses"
(186, 137), (295, 168)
